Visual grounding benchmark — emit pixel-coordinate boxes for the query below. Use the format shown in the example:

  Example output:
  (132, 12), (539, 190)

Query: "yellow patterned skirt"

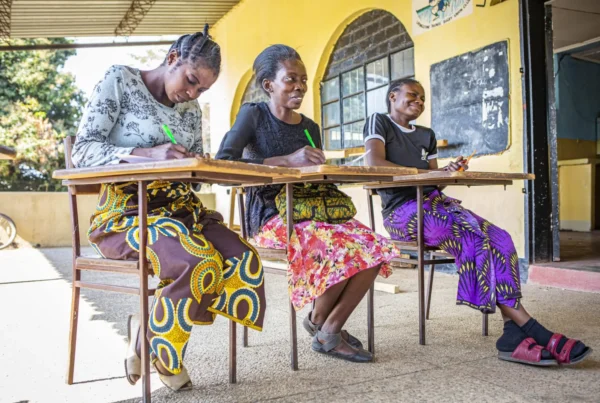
(88, 181), (265, 374)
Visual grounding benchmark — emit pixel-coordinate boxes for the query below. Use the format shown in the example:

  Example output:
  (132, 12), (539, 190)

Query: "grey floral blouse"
(71, 65), (203, 168)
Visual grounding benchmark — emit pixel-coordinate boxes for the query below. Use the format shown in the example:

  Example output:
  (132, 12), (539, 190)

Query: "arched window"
(321, 10), (415, 150)
(241, 74), (270, 105)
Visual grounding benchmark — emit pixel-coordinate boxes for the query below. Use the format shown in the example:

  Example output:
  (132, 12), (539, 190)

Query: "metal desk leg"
(482, 313), (489, 336)
(286, 183), (298, 370)
(236, 190), (249, 348)
(138, 181), (151, 403)
(417, 185), (426, 346)
(366, 190), (376, 353)
(229, 321), (237, 383)
(426, 252), (435, 320)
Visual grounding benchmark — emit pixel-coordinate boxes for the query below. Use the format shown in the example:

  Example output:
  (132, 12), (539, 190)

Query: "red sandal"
(546, 333), (593, 366)
(498, 337), (558, 366)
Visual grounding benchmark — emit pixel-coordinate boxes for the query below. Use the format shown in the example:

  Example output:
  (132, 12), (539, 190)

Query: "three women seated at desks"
(70, 29), (591, 393)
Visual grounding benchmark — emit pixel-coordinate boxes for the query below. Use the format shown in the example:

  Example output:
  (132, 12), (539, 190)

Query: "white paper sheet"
(116, 154), (161, 163)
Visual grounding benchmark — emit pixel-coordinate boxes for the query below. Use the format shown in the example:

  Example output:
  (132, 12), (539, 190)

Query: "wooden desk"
(0, 146), (16, 160)
(53, 157), (300, 185)
(236, 164), (421, 364)
(53, 159), (300, 402)
(364, 171), (535, 189)
(363, 170), (535, 346)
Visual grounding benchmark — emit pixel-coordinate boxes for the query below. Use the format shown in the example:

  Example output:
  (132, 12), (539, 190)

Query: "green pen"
(162, 124), (177, 145)
(304, 129), (316, 148)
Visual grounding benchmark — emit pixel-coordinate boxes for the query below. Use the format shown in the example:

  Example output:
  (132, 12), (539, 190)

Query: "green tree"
(0, 38), (86, 191)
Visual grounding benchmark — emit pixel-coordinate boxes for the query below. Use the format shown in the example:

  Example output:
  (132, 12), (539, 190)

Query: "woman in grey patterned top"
(71, 63), (205, 167)
(71, 27), (267, 393)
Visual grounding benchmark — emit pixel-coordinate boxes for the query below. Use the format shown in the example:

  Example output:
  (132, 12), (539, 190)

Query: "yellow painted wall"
(558, 161), (597, 231)
(558, 139), (597, 161)
(557, 140), (598, 231)
(0, 192), (216, 247)
(207, 0), (526, 255)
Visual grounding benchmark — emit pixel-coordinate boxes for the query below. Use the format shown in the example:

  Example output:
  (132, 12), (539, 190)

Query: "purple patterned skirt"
(384, 189), (521, 313)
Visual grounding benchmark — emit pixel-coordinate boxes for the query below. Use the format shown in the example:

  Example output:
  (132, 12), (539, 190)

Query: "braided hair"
(163, 24), (221, 75)
(386, 78), (422, 112)
(253, 45), (302, 94)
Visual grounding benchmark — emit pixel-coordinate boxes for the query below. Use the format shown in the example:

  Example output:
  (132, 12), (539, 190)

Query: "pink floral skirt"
(253, 216), (400, 310)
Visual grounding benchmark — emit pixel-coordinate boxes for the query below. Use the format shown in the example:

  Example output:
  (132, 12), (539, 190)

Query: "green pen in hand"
(162, 124), (177, 144)
(304, 129), (316, 148)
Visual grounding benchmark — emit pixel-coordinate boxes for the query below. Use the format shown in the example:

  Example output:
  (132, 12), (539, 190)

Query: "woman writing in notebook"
(363, 78), (592, 367)
(71, 27), (267, 391)
(217, 45), (400, 362)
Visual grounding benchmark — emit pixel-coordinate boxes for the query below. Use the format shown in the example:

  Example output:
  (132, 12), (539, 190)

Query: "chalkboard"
(430, 41), (509, 158)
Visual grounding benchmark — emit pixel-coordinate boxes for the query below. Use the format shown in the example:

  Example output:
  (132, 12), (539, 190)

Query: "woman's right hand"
(131, 143), (190, 160)
(283, 146), (326, 167)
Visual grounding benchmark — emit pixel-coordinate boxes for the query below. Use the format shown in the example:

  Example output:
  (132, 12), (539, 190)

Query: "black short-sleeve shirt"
(363, 113), (438, 218)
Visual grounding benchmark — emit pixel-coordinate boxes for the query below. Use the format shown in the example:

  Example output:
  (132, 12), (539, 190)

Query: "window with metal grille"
(320, 10), (414, 150)
(321, 48), (415, 149)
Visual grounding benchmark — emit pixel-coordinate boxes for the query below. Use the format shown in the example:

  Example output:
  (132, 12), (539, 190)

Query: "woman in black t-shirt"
(217, 45), (400, 363)
(364, 78), (591, 367)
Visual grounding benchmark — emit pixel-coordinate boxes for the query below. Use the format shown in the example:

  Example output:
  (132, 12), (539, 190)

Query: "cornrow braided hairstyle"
(253, 44), (302, 95)
(386, 77), (422, 112)
(163, 24), (221, 75)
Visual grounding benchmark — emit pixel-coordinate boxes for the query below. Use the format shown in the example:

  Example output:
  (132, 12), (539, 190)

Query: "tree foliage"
(0, 38), (86, 191)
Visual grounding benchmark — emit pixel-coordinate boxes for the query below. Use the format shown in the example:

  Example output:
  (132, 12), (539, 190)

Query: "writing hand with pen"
(444, 150), (475, 172)
(131, 124), (212, 161)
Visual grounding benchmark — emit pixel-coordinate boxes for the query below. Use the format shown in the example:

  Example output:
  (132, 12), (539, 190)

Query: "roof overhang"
(1, 0), (239, 40)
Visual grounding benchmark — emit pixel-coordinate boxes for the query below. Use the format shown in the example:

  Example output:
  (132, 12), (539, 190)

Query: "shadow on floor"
(39, 247), (158, 339)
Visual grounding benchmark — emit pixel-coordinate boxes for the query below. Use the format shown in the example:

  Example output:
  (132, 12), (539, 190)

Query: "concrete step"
(528, 264), (600, 293)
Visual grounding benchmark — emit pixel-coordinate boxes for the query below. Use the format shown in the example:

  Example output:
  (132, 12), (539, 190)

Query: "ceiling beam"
(0, 39), (173, 52)
(114, 0), (156, 37)
(0, 0), (11, 40)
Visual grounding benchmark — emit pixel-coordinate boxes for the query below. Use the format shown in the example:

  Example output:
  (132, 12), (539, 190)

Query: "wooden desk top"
(54, 158), (299, 180)
(298, 164), (417, 176)
(0, 146), (16, 160)
(270, 164), (420, 184)
(363, 171), (535, 189)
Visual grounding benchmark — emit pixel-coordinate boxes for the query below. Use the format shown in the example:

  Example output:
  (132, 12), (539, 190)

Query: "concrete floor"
(557, 231), (600, 272)
(1, 246), (599, 403)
